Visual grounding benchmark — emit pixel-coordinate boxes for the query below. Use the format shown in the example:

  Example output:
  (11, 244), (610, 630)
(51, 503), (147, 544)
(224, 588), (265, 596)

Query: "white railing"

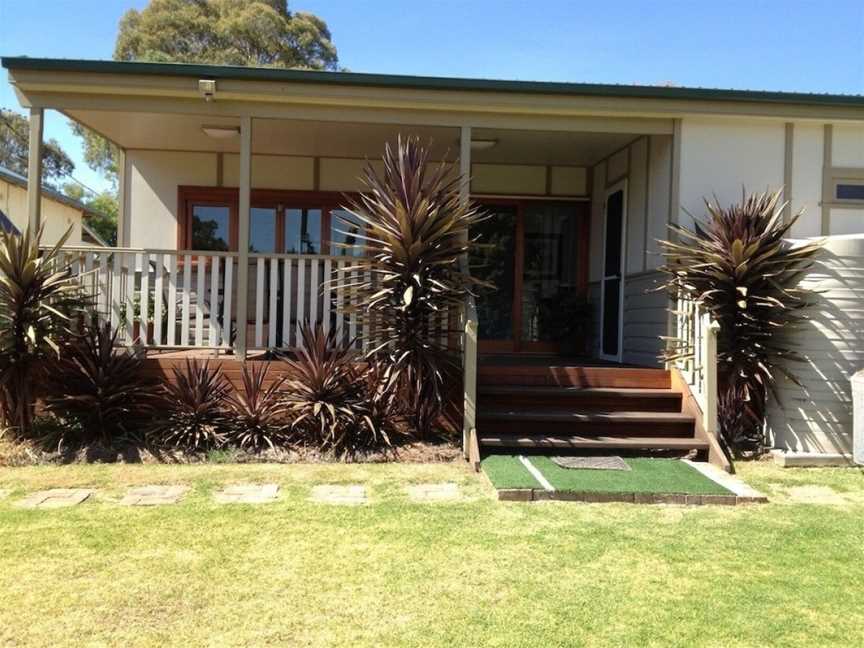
(671, 292), (719, 436)
(49, 246), (374, 352)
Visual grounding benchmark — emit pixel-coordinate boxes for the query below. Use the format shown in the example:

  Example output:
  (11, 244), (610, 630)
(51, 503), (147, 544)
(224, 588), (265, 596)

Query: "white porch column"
(459, 125), (471, 209)
(234, 116), (252, 359)
(116, 148), (130, 247)
(26, 107), (44, 232)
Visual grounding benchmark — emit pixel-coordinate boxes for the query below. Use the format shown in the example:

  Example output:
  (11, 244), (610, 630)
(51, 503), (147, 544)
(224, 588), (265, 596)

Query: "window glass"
(331, 209), (364, 256)
(191, 205), (230, 251)
(249, 207), (277, 253)
(837, 183), (864, 201)
(285, 208), (322, 254)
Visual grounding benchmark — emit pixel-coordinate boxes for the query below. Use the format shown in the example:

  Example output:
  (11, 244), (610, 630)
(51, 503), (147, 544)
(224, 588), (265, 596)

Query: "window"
(285, 208), (322, 254)
(330, 208), (364, 256)
(179, 188), (365, 256)
(191, 205), (231, 251)
(836, 183), (864, 202)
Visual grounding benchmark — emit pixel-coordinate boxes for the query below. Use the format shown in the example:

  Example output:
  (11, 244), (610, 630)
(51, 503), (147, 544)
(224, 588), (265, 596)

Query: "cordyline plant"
(224, 362), (290, 451)
(43, 320), (161, 445)
(152, 359), (233, 451)
(333, 136), (488, 435)
(658, 189), (822, 455)
(0, 225), (88, 435)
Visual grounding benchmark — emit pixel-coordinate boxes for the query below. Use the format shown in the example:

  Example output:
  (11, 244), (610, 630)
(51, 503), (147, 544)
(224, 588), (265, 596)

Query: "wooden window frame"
(178, 186), (358, 254)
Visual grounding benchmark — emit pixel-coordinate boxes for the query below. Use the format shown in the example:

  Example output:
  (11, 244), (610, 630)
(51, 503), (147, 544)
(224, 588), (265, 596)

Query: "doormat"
(551, 456), (631, 471)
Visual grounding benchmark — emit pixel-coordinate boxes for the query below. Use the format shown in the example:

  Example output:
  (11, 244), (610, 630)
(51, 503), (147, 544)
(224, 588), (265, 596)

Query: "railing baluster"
(322, 258), (332, 335)
(195, 255), (206, 347)
(110, 252), (122, 331)
(268, 257), (278, 348)
(125, 253), (135, 345)
(166, 254), (177, 346)
(335, 259), (346, 345)
(222, 257), (234, 348)
(181, 254), (191, 346)
(152, 255), (164, 345)
(255, 257), (265, 348)
(209, 256), (221, 347)
(282, 258), (292, 348)
(140, 253), (150, 346)
(296, 258), (306, 345)
(309, 257), (319, 327)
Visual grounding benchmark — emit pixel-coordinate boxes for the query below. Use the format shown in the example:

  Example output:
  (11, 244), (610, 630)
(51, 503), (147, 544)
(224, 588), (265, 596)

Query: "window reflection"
(285, 208), (322, 254)
(249, 207), (276, 253)
(331, 209), (364, 256)
(191, 205), (230, 251)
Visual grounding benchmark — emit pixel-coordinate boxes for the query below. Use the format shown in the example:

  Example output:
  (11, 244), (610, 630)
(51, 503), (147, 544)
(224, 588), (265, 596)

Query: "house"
(0, 165), (107, 246)
(3, 57), (864, 465)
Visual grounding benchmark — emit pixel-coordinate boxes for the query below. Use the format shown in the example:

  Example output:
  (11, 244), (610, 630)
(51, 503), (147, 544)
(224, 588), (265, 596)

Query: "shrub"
(42, 320), (160, 445)
(224, 362), (289, 451)
(282, 323), (365, 454)
(659, 189), (822, 455)
(333, 136), (487, 436)
(0, 225), (88, 434)
(353, 360), (404, 453)
(151, 359), (232, 451)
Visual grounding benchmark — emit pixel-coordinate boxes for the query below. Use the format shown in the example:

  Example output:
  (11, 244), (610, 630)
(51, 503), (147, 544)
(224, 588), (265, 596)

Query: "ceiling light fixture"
(470, 139), (498, 151)
(201, 125), (240, 139)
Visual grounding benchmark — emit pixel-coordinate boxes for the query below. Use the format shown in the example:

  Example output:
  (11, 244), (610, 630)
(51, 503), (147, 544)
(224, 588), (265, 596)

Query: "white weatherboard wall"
(827, 123), (864, 236)
(588, 135), (672, 366)
(0, 177), (84, 245)
(767, 236), (864, 455)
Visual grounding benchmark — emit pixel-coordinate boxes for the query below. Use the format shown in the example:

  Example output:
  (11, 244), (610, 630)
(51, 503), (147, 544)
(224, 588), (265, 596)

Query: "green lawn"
(0, 461), (863, 647)
(482, 455), (732, 495)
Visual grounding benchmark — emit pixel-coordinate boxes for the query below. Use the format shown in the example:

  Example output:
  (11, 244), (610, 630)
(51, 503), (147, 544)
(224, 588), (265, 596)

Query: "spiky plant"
(152, 360), (232, 451)
(333, 136), (488, 435)
(224, 362), (289, 451)
(353, 359), (404, 454)
(42, 320), (160, 445)
(281, 323), (364, 454)
(659, 189), (822, 454)
(0, 225), (88, 434)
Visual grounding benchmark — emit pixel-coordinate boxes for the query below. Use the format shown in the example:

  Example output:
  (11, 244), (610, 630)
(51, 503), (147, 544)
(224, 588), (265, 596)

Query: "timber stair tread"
(478, 434), (709, 450)
(478, 386), (681, 398)
(478, 409), (694, 423)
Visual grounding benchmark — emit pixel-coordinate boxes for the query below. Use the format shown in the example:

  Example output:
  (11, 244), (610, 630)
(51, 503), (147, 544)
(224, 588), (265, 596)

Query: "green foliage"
(114, 0), (338, 69)
(42, 321), (161, 445)
(224, 362), (290, 451)
(0, 109), (75, 187)
(67, 122), (120, 187)
(0, 225), (87, 433)
(336, 136), (487, 435)
(152, 360), (232, 451)
(63, 183), (119, 246)
(659, 189), (822, 454)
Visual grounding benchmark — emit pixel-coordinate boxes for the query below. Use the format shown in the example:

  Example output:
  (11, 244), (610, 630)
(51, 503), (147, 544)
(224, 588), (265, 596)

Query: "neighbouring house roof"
(0, 165), (108, 245)
(2, 56), (864, 109)
(0, 207), (20, 235)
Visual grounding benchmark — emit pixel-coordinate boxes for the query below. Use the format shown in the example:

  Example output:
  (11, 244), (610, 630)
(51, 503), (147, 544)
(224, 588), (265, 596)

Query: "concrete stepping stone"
(406, 482), (461, 503)
(214, 483), (279, 504)
(16, 488), (93, 509)
(0, 489), (9, 500)
(310, 484), (367, 505)
(120, 485), (188, 506)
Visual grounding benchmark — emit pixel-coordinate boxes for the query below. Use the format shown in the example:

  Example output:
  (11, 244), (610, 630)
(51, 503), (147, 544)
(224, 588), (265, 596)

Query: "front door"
(469, 200), (588, 353)
(600, 182), (627, 361)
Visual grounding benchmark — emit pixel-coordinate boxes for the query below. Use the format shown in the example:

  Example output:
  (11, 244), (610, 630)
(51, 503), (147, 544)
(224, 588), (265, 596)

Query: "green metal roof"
(3, 56), (864, 108)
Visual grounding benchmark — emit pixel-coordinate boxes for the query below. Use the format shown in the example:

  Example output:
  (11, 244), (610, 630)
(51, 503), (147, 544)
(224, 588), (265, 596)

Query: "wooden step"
(477, 409), (696, 438)
(478, 386), (682, 412)
(477, 365), (671, 389)
(478, 434), (709, 451)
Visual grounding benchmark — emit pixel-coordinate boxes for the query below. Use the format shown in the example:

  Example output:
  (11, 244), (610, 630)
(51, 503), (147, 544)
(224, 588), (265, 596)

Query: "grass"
(0, 461), (863, 647)
(481, 455), (732, 495)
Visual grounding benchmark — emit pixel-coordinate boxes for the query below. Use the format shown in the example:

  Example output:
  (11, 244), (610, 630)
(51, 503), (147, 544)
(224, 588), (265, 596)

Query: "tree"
(63, 184), (118, 246)
(74, 0), (339, 177)
(0, 109), (75, 188)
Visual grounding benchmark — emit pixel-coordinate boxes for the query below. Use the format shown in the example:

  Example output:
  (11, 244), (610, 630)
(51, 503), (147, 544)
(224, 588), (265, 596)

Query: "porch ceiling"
(64, 109), (638, 166)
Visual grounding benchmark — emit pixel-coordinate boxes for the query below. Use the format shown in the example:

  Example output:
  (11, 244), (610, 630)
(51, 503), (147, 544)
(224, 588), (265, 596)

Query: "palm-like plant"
(224, 362), (289, 451)
(152, 359), (232, 450)
(333, 136), (487, 435)
(659, 189), (822, 454)
(42, 320), (160, 445)
(0, 225), (88, 434)
(282, 324), (362, 452)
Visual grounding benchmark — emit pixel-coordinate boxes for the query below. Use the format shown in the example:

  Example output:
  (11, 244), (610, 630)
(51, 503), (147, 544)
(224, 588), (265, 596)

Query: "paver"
(0, 489), (9, 500)
(214, 483), (279, 504)
(120, 485), (188, 506)
(406, 482), (461, 502)
(16, 489), (93, 509)
(310, 484), (367, 505)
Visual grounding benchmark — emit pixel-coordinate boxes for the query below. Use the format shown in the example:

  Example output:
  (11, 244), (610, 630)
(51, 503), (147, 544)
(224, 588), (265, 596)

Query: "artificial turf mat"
(481, 455), (732, 496)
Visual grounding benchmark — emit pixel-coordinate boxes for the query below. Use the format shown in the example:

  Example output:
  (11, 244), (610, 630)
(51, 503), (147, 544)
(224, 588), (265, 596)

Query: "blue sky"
(1, 0), (863, 194)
